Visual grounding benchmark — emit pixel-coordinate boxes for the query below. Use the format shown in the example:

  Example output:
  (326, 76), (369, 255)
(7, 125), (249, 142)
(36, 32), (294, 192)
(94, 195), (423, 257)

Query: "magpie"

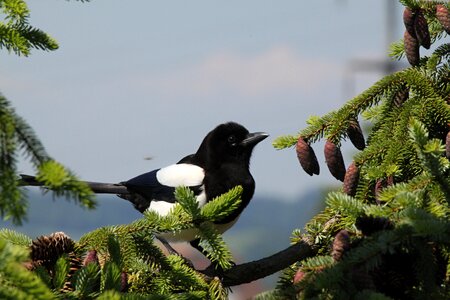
(21, 122), (268, 253)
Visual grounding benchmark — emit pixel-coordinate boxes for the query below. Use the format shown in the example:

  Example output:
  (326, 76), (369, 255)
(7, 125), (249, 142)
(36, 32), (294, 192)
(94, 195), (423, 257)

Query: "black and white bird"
(21, 122), (268, 252)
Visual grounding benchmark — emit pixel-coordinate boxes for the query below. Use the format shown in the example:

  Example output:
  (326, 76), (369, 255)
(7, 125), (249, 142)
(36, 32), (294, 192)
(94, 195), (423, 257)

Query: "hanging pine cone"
(404, 30), (420, 66)
(414, 10), (430, 49)
(403, 7), (416, 37)
(83, 250), (99, 266)
(355, 215), (395, 236)
(331, 230), (350, 262)
(346, 120), (365, 150)
(296, 137), (320, 176)
(436, 4), (450, 34)
(446, 130), (450, 159)
(343, 161), (360, 197)
(30, 232), (75, 266)
(293, 269), (306, 284)
(394, 84), (409, 107)
(374, 176), (393, 204)
(324, 140), (346, 181)
(121, 272), (129, 292)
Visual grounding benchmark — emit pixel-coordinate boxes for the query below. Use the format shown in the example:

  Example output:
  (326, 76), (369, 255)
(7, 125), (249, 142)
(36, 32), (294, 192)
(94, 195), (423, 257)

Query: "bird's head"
(196, 122), (268, 168)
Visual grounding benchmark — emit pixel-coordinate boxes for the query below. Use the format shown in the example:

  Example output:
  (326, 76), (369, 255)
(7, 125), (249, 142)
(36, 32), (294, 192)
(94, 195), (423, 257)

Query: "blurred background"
(1, 0), (420, 298)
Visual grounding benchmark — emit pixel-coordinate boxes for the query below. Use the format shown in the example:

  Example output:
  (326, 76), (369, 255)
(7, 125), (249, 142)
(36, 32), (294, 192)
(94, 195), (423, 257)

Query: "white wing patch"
(149, 163), (207, 217)
(156, 163), (204, 187)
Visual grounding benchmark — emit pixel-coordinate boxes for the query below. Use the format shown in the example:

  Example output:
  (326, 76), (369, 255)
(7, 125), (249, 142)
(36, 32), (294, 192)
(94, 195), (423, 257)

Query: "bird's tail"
(19, 174), (130, 195)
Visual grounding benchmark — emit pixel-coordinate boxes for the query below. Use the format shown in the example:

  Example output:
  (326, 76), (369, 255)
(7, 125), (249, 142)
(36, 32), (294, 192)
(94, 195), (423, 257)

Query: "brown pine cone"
(343, 161), (360, 197)
(296, 137), (320, 176)
(332, 230), (350, 262)
(324, 140), (346, 181)
(293, 269), (306, 284)
(446, 131), (450, 159)
(83, 250), (99, 266)
(394, 84), (410, 107)
(121, 272), (129, 292)
(414, 10), (430, 49)
(404, 30), (420, 66)
(347, 120), (365, 150)
(403, 7), (416, 37)
(374, 176), (393, 203)
(23, 260), (44, 271)
(355, 215), (395, 236)
(61, 252), (83, 293)
(436, 4), (450, 34)
(30, 232), (75, 265)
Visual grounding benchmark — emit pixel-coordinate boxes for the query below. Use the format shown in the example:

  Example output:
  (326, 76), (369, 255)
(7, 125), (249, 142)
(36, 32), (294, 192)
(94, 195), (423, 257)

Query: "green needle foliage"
(268, 1), (450, 299)
(1, 1), (95, 223)
(0, 0), (58, 56)
(0, 94), (96, 225)
(2, 0), (450, 298)
(0, 185), (241, 299)
(0, 238), (55, 300)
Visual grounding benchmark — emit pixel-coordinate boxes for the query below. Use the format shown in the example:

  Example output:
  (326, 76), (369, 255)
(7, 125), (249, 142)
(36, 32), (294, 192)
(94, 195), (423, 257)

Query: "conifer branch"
(0, 0), (59, 56)
(201, 240), (315, 287)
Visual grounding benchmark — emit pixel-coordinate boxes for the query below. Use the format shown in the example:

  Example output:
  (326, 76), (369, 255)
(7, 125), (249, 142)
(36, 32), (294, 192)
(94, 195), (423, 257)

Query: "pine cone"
(293, 269), (306, 284)
(394, 85), (409, 107)
(374, 176), (393, 203)
(436, 4), (450, 34)
(83, 250), (99, 266)
(121, 272), (129, 292)
(296, 137), (320, 176)
(355, 215), (395, 236)
(30, 232), (75, 265)
(61, 252), (83, 293)
(332, 230), (350, 262)
(324, 140), (346, 181)
(23, 260), (45, 271)
(403, 7), (416, 37)
(404, 30), (420, 66)
(414, 10), (430, 49)
(446, 130), (450, 159)
(343, 161), (360, 197)
(347, 120), (365, 150)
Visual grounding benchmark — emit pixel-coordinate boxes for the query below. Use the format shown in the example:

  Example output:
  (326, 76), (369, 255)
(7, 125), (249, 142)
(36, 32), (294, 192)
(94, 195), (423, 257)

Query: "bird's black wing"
(120, 164), (205, 214)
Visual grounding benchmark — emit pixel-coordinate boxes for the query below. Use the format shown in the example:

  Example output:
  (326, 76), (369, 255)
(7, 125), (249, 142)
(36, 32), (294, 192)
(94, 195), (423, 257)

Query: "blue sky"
(2, 0), (407, 200)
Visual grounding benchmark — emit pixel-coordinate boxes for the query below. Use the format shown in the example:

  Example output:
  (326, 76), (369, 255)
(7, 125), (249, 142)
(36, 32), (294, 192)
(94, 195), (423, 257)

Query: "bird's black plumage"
(120, 122), (268, 227)
(20, 122), (268, 243)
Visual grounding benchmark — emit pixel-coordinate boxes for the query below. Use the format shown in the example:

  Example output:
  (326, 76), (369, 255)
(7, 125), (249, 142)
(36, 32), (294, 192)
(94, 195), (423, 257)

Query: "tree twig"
(200, 240), (315, 287)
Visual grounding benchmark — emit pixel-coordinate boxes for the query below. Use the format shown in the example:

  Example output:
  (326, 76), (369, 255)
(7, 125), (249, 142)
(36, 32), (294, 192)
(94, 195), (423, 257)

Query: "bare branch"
(200, 240), (315, 287)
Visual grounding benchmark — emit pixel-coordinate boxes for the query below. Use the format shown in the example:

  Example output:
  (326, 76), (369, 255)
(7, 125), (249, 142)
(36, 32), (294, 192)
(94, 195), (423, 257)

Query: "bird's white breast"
(149, 191), (207, 216)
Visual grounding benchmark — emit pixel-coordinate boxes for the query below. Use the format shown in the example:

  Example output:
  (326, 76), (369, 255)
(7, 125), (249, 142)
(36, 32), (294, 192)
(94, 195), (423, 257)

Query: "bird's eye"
(228, 135), (237, 145)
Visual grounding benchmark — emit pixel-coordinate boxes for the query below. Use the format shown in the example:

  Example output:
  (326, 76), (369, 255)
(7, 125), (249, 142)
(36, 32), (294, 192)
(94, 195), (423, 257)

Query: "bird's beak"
(240, 132), (269, 147)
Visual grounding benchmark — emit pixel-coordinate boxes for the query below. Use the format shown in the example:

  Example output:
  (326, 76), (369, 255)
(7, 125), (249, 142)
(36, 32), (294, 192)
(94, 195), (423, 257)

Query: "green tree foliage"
(0, 1), (96, 224)
(0, 0), (58, 56)
(1, 0), (450, 299)
(0, 186), (242, 299)
(0, 95), (96, 225)
(266, 1), (450, 299)
(0, 0), (95, 224)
